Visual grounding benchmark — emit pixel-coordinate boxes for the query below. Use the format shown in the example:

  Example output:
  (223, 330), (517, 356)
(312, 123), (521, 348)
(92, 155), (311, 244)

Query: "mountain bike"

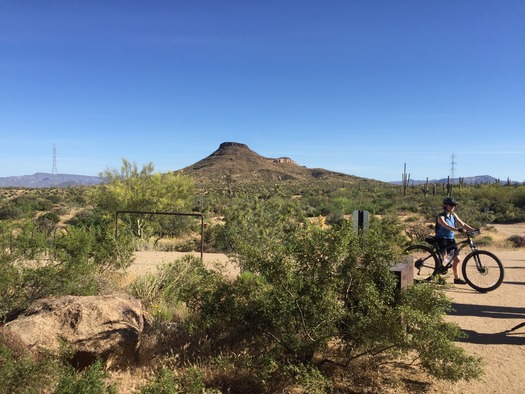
(403, 229), (504, 292)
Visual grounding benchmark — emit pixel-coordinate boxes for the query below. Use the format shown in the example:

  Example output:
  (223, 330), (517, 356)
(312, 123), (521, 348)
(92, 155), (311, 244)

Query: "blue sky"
(1, 1), (524, 182)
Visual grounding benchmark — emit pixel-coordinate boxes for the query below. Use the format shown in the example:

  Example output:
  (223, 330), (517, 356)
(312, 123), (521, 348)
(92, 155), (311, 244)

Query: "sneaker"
(454, 278), (467, 285)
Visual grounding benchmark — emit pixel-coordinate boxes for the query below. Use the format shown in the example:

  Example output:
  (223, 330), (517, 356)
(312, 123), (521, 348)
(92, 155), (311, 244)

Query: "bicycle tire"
(462, 250), (504, 292)
(403, 244), (439, 282)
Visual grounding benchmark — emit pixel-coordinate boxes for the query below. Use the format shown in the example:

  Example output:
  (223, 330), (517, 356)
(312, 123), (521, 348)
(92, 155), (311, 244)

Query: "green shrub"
(36, 211), (60, 235)
(139, 367), (209, 394)
(54, 224), (134, 272)
(474, 235), (493, 247)
(0, 220), (130, 322)
(175, 198), (482, 388)
(397, 284), (483, 381)
(139, 368), (179, 394)
(0, 204), (23, 220)
(0, 329), (56, 394)
(129, 255), (225, 323)
(1, 330), (116, 394)
(54, 360), (116, 394)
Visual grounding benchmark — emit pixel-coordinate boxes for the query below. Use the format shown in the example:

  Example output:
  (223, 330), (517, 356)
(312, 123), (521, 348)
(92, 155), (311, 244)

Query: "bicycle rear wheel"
(403, 244), (439, 282)
(462, 250), (504, 292)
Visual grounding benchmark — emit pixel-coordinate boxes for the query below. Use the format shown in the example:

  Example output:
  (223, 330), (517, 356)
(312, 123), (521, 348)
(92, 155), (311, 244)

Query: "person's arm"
(454, 214), (475, 232)
(437, 214), (458, 231)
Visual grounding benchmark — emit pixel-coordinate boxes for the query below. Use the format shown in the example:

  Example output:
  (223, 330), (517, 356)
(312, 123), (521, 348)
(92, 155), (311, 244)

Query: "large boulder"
(4, 294), (144, 368)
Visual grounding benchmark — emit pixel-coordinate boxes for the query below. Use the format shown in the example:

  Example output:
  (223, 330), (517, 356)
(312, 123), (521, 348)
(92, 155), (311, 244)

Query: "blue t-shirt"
(435, 211), (456, 239)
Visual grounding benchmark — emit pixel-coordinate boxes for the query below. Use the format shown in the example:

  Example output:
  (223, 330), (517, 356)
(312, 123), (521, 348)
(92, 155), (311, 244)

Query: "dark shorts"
(436, 238), (458, 255)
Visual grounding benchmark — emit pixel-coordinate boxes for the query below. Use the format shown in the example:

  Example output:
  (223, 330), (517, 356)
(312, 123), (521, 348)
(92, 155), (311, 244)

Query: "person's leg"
(452, 255), (460, 279)
(452, 255), (466, 284)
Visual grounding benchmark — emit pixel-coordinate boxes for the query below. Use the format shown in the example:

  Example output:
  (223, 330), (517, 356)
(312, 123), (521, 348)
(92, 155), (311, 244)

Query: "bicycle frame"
(431, 230), (480, 269)
(409, 229), (504, 292)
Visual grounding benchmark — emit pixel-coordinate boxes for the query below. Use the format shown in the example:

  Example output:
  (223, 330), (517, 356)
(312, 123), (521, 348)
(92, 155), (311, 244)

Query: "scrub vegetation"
(1, 158), (524, 393)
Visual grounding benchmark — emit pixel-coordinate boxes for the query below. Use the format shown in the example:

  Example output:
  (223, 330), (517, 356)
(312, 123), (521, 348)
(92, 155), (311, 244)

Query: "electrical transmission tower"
(52, 144), (58, 176)
(450, 153), (457, 181)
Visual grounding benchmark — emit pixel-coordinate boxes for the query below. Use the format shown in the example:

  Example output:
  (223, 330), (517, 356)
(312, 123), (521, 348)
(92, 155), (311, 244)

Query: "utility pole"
(450, 153), (457, 183)
(52, 144), (58, 180)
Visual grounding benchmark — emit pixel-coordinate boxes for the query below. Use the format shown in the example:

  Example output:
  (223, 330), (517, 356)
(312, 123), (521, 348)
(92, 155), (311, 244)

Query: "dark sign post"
(352, 210), (369, 233)
(352, 210), (412, 288)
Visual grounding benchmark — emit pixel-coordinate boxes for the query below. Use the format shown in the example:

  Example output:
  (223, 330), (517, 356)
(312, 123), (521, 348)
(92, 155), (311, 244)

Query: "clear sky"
(1, 1), (524, 182)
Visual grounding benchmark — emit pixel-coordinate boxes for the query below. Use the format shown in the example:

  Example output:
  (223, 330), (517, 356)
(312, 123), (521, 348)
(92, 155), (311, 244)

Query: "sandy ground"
(127, 224), (525, 393)
(425, 223), (525, 393)
(129, 250), (237, 277)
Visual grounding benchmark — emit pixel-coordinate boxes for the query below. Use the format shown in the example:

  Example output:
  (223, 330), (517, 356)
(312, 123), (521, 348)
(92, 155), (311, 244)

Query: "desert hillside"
(178, 142), (369, 184)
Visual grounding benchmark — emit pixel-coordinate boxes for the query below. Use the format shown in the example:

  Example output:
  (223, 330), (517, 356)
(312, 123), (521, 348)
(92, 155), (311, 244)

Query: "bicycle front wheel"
(462, 250), (504, 292)
(403, 244), (439, 282)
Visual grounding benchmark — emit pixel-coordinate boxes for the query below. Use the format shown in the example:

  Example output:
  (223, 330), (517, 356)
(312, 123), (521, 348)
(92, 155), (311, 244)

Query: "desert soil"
(423, 223), (525, 394)
(128, 223), (525, 393)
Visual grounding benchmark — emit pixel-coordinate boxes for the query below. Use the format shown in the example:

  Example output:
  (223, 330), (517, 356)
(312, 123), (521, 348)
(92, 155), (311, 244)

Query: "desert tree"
(91, 159), (195, 243)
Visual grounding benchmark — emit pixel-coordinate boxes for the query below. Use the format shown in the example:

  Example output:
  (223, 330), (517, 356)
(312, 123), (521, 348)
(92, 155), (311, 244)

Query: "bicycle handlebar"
(466, 229), (480, 237)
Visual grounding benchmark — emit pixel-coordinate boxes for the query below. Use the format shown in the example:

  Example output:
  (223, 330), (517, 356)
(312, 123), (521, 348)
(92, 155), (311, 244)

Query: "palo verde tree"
(91, 159), (195, 243)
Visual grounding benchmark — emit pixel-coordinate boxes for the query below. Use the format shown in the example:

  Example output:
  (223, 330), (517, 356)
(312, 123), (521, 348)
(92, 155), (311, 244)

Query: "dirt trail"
(425, 223), (525, 393)
(419, 248), (525, 393)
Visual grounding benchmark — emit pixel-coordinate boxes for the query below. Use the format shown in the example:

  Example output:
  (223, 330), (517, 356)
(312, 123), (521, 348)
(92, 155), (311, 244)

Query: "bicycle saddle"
(425, 236), (438, 245)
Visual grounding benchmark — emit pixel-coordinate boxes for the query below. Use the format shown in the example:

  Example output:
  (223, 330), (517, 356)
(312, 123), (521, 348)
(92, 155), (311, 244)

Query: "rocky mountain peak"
(218, 142), (249, 150)
(179, 142), (354, 184)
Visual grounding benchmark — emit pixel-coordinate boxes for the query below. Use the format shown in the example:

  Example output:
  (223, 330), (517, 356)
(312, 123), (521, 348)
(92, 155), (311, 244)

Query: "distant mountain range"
(0, 173), (103, 188)
(0, 143), (504, 188)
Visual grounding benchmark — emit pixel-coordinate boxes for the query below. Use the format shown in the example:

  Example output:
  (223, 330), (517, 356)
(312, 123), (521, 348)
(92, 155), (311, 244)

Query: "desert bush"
(507, 235), (525, 248)
(54, 223), (134, 272)
(139, 368), (179, 394)
(474, 235), (493, 247)
(0, 221), (49, 261)
(0, 330), (116, 394)
(0, 256), (100, 323)
(405, 222), (433, 242)
(0, 219), (132, 322)
(0, 204), (23, 220)
(493, 213), (525, 224)
(139, 367), (210, 394)
(0, 329), (57, 394)
(130, 255), (225, 323)
(35, 211), (60, 235)
(203, 221), (227, 253)
(12, 195), (54, 216)
(66, 207), (107, 228)
(54, 359), (116, 394)
(164, 198), (482, 390)
(173, 238), (200, 253)
(91, 159), (195, 242)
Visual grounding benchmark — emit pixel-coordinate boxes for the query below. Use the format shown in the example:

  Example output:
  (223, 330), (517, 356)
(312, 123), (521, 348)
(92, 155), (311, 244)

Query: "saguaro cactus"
(402, 163), (410, 195)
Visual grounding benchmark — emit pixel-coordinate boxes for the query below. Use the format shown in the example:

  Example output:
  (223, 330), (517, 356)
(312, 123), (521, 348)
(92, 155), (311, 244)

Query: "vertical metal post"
(353, 210), (369, 233)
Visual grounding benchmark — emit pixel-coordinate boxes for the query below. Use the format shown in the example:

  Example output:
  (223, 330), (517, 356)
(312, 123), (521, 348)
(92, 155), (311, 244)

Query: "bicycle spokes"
(462, 251), (504, 292)
(405, 244), (439, 282)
